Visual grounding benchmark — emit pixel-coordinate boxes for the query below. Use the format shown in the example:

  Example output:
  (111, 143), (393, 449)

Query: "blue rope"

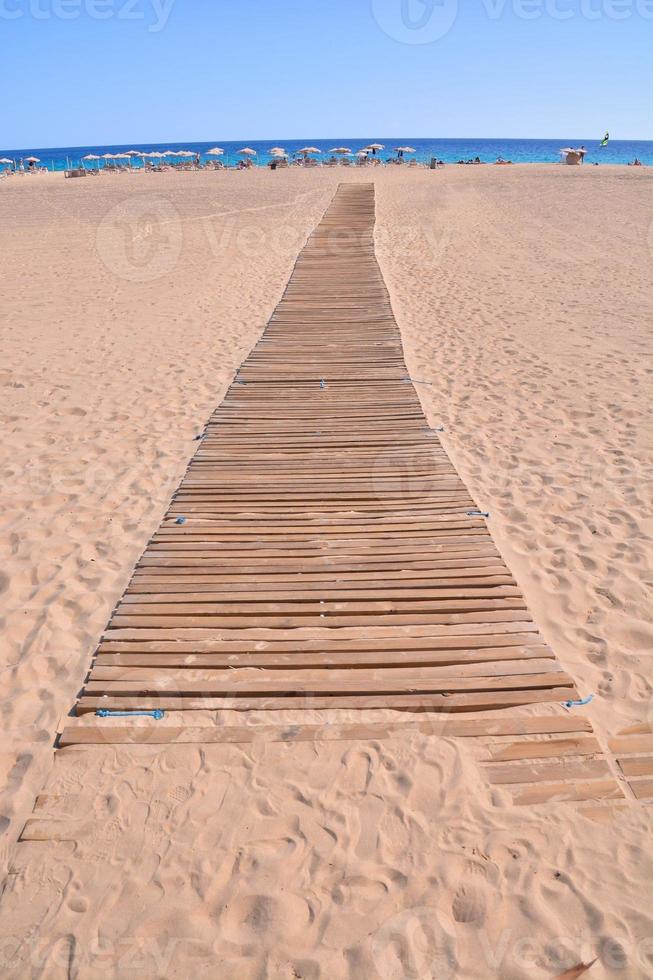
(95, 709), (165, 719)
(563, 695), (594, 709)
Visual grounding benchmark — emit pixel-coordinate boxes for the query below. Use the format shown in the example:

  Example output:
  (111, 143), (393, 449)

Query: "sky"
(2, 0), (652, 148)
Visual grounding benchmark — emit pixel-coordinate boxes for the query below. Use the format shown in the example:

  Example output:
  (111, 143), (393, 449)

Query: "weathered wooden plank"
(485, 759), (610, 785)
(94, 647), (552, 669)
(510, 781), (625, 806)
(83, 671), (572, 696)
(618, 757), (653, 778)
(610, 735), (653, 754)
(58, 716), (592, 747)
(76, 688), (576, 714)
(486, 737), (601, 762)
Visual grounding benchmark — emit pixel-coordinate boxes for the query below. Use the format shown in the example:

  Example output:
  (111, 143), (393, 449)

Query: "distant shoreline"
(2, 137), (652, 171)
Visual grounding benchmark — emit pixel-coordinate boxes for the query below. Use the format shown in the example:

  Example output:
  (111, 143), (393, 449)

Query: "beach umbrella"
(366, 143), (384, 152)
(269, 146), (285, 154)
(125, 150), (142, 156)
(0, 157), (13, 165)
(177, 150), (195, 157)
(298, 146), (321, 155)
(238, 147), (256, 155)
(25, 156), (40, 163)
(330, 147), (351, 154)
(207, 147), (224, 156)
(82, 153), (101, 170)
(162, 150), (177, 156)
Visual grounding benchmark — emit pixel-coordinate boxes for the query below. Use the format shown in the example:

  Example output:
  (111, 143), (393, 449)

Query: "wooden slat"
(629, 780), (653, 800)
(76, 688), (577, 713)
(510, 781), (625, 806)
(58, 716), (592, 748)
(485, 759), (610, 785)
(618, 757), (653, 778)
(610, 734), (653, 754)
(486, 737), (601, 761)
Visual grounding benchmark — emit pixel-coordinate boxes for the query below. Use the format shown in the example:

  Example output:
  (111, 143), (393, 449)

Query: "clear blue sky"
(2, 0), (651, 147)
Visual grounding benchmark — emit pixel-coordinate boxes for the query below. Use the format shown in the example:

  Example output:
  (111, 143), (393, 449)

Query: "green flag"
(600, 132), (609, 146)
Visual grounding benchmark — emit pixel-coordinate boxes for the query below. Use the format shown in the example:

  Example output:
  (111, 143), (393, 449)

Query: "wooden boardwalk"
(56, 183), (636, 809)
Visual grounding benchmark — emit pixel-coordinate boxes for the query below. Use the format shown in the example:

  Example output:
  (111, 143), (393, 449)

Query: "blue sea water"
(1, 137), (652, 170)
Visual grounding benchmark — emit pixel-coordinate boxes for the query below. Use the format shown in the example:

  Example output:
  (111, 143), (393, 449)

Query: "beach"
(1, 165), (652, 977)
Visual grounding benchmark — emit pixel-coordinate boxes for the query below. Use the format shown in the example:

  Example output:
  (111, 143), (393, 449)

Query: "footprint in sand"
(339, 746), (376, 794)
(451, 883), (487, 924)
(220, 892), (312, 945)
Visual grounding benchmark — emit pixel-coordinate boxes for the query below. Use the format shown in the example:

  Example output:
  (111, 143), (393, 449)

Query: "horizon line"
(3, 134), (652, 153)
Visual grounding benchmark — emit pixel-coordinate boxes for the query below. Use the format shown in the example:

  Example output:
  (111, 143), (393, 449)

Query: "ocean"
(1, 137), (651, 170)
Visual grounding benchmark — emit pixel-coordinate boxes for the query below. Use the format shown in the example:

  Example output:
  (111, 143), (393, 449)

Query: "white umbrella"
(162, 150), (177, 156)
(177, 150), (195, 157)
(269, 146), (285, 154)
(125, 150), (142, 156)
(298, 146), (320, 155)
(207, 147), (224, 156)
(366, 143), (385, 151)
(25, 156), (40, 162)
(238, 147), (256, 155)
(394, 146), (416, 153)
(330, 147), (351, 154)
(0, 157), (13, 164)
(82, 153), (101, 170)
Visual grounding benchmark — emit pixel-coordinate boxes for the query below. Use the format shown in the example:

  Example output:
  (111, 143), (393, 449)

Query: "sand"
(0, 165), (651, 978)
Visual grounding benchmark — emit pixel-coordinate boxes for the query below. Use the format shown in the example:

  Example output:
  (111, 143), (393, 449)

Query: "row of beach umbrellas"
(78, 143), (417, 165)
(0, 155), (41, 166)
(0, 144), (418, 170)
